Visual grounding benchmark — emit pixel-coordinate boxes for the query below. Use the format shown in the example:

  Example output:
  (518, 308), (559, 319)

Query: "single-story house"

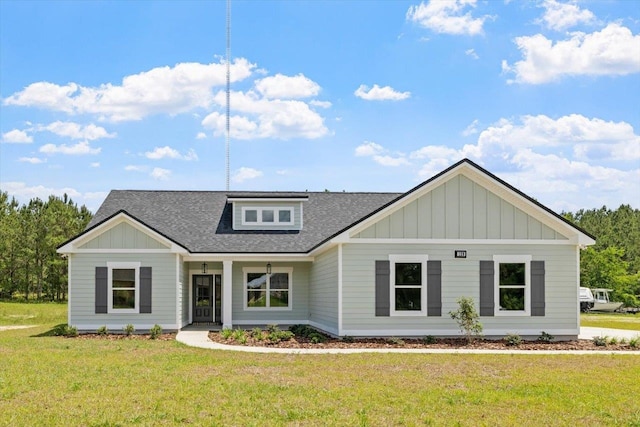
(58, 159), (595, 339)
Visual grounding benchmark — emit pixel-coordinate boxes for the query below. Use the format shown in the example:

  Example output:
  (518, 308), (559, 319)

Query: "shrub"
(592, 336), (608, 347)
(387, 337), (405, 346)
(268, 330), (294, 343)
(267, 324), (279, 334)
(232, 329), (246, 341)
(251, 327), (264, 341)
(289, 325), (328, 343)
(538, 331), (554, 343)
(97, 325), (108, 336)
(309, 332), (326, 344)
(220, 328), (233, 340)
(123, 324), (135, 336)
(608, 336), (618, 345)
(629, 336), (639, 348)
(149, 324), (162, 340)
(422, 335), (437, 344)
(64, 325), (78, 337)
(51, 324), (68, 336)
(342, 335), (354, 343)
(449, 296), (483, 343)
(504, 333), (522, 347)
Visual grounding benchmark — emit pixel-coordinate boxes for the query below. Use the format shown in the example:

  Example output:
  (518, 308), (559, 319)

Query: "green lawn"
(581, 312), (640, 331)
(1, 302), (639, 426)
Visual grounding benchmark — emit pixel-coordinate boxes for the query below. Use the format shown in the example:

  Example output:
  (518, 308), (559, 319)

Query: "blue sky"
(1, 0), (638, 213)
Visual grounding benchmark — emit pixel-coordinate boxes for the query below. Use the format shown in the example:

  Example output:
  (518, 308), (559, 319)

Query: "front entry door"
(193, 275), (213, 322)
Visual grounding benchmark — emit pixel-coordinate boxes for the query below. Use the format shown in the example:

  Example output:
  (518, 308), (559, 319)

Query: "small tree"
(449, 296), (483, 343)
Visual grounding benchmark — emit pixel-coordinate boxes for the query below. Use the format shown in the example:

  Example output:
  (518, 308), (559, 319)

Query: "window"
(389, 255), (428, 316)
(494, 255), (531, 315)
(107, 262), (140, 313)
(241, 207), (294, 226)
(244, 267), (292, 310)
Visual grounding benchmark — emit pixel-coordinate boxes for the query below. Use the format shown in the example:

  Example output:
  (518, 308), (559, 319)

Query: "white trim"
(106, 262), (141, 314)
(389, 254), (429, 317)
(176, 255), (181, 329)
(188, 269), (223, 323)
(67, 257), (72, 326)
(241, 206), (295, 226)
(493, 255), (532, 316)
(340, 328), (580, 337)
(183, 254), (314, 262)
(66, 249), (175, 254)
(222, 260), (233, 329)
(242, 266), (293, 311)
(337, 244), (343, 336)
(299, 201), (304, 230)
(227, 197), (308, 202)
(338, 238), (576, 245)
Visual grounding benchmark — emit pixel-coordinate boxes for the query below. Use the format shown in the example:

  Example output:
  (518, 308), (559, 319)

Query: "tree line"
(0, 192), (92, 301)
(0, 192), (638, 306)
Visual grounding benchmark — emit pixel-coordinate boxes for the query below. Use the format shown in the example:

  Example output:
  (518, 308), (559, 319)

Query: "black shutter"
(479, 261), (494, 316)
(531, 261), (545, 316)
(427, 260), (442, 316)
(140, 267), (152, 314)
(375, 260), (390, 316)
(95, 267), (108, 314)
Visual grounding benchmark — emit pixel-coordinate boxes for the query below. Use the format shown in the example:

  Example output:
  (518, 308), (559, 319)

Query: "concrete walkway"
(176, 327), (640, 355)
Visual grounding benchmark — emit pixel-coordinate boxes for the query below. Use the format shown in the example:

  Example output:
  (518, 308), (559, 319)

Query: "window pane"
(113, 290), (135, 309)
(247, 273), (267, 290)
(395, 263), (421, 286)
(499, 263), (525, 286)
(247, 290), (266, 307)
(499, 288), (525, 311)
(113, 269), (135, 288)
(270, 290), (289, 307)
(395, 288), (421, 311)
(270, 273), (289, 290)
(262, 210), (274, 222)
(245, 210), (258, 222)
(278, 210), (291, 223)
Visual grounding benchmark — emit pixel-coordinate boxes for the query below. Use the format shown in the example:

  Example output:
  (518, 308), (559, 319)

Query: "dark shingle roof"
(88, 191), (401, 253)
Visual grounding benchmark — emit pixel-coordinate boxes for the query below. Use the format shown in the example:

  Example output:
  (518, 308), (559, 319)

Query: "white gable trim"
(329, 161), (594, 247)
(57, 212), (188, 254)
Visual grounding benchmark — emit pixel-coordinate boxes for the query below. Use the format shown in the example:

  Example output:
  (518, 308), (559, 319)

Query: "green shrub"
(504, 333), (522, 347)
(608, 336), (618, 345)
(449, 296), (483, 343)
(149, 324), (162, 340)
(268, 330), (294, 343)
(123, 324), (135, 336)
(289, 325), (328, 343)
(251, 327), (264, 340)
(387, 337), (405, 346)
(232, 329), (247, 341)
(97, 325), (108, 336)
(592, 336), (608, 346)
(220, 328), (233, 340)
(309, 332), (326, 344)
(51, 324), (68, 336)
(267, 324), (279, 334)
(629, 336), (639, 348)
(422, 335), (437, 344)
(538, 331), (554, 342)
(64, 325), (78, 337)
(342, 335), (354, 343)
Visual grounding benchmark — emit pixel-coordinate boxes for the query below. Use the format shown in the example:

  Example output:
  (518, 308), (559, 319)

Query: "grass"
(0, 301), (67, 326)
(581, 312), (640, 331)
(0, 302), (639, 426)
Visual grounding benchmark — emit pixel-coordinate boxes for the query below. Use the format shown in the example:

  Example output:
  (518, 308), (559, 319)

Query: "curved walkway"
(176, 327), (640, 355)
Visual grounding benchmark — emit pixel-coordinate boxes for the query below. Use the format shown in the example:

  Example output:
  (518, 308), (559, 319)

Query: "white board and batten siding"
(340, 243), (579, 338)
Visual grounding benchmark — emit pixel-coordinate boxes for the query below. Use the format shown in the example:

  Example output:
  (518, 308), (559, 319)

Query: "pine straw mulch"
(208, 332), (640, 352)
(73, 333), (176, 341)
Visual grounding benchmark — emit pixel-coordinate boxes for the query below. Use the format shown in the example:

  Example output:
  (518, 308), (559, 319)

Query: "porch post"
(222, 260), (233, 329)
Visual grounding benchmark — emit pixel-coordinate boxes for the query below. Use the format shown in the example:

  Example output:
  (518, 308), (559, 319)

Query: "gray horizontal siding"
(309, 246), (339, 332)
(231, 261), (311, 324)
(69, 253), (178, 330)
(355, 175), (567, 240)
(341, 243), (578, 335)
(80, 222), (169, 249)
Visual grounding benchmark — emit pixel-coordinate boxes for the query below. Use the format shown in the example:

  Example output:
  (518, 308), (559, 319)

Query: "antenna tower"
(225, 0), (231, 191)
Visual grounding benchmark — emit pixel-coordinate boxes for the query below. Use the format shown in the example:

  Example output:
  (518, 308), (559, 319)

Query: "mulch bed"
(208, 332), (640, 351)
(73, 333), (176, 341)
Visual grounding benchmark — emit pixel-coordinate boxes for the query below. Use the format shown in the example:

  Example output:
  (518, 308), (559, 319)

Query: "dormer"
(228, 194), (308, 231)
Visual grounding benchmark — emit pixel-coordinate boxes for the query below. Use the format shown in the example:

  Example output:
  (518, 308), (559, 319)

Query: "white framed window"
(241, 207), (294, 226)
(107, 262), (141, 313)
(389, 255), (428, 316)
(243, 267), (293, 310)
(493, 255), (531, 316)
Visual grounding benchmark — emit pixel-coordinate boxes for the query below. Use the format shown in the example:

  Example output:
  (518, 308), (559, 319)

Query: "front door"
(193, 275), (213, 322)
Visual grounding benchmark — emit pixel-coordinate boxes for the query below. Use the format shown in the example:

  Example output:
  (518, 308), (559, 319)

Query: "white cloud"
(125, 165), (147, 172)
(202, 90), (328, 140)
(310, 100), (332, 108)
(3, 58), (256, 122)
(354, 84), (411, 101)
(2, 129), (33, 143)
(38, 121), (116, 140)
(276, 169), (289, 175)
(355, 141), (384, 157)
(144, 146), (198, 161)
(255, 73), (320, 99)
(39, 141), (101, 155)
(407, 0), (488, 36)
(232, 167), (263, 183)
(503, 23), (640, 84)
(465, 48), (479, 59)
(372, 155), (411, 167)
(18, 157), (46, 164)
(196, 132), (207, 140)
(0, 181), (109, 211)
(537, 0), (595, 32)
(462, 119), (479, 136)
(150, 167), (171, 180)
(90, 162), (100, 168)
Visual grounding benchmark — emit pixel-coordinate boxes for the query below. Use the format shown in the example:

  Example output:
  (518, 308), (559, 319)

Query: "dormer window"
(242, 207), (294, 226)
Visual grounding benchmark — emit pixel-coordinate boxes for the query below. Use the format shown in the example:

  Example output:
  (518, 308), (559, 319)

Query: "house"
(57, 159), (595, 339)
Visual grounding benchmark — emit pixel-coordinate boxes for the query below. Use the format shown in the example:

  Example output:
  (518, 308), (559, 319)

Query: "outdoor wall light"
(202, 263), (208, 274)
(266, 262), (272, 275)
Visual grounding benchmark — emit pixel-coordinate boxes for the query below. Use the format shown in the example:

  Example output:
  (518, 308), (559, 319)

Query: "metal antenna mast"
(225, 0), (231, 191)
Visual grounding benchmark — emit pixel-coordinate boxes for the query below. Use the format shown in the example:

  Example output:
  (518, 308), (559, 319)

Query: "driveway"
(579, 327), (640, 340)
